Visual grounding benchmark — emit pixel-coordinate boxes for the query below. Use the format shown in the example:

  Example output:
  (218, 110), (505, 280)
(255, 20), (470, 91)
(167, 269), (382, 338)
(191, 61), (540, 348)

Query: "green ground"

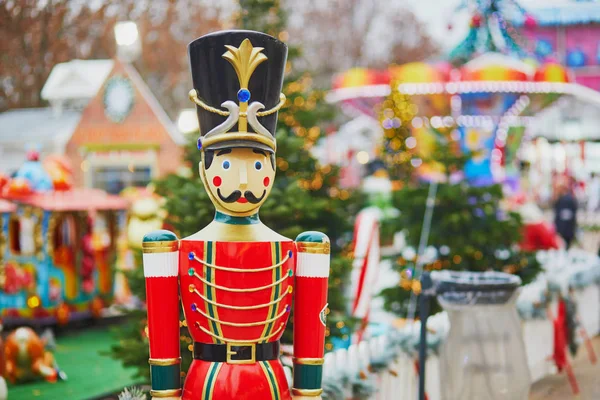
(7, 327), (143, 400)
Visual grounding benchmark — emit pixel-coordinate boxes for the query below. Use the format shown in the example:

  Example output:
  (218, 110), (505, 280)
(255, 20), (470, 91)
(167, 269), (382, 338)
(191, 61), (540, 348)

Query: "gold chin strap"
(189, 89), (286, 118)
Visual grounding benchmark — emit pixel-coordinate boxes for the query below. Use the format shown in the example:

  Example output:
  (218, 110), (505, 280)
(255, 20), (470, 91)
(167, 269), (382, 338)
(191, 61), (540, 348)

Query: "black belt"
(193, 341), (280, 364)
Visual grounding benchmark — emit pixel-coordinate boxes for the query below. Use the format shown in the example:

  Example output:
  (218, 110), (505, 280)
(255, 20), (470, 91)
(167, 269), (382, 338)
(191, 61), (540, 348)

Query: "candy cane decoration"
(350, 208), (381, 343)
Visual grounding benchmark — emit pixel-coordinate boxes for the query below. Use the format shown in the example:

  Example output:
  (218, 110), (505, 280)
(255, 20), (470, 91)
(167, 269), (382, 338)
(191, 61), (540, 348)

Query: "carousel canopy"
(327, 53), (600, 118)
(11, 189), (128, 212)
(461, 53), (534, 82)
(534, 62), (572, 83)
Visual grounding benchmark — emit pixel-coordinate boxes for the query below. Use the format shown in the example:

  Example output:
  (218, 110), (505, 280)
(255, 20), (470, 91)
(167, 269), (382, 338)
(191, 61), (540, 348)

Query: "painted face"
(202, 147), (275, 215)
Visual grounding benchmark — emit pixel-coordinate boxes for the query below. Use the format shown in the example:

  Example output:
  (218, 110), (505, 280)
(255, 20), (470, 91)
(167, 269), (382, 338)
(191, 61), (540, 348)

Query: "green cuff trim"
(150, 364), (180, 391)
(143, 230), (178, 242)
(295, 231), (329, 243)
(293, 364), (323, 390)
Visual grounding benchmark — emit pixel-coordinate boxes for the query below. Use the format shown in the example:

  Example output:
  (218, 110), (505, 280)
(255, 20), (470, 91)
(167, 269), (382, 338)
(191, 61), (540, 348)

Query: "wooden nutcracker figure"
(142, 30), (330, 400)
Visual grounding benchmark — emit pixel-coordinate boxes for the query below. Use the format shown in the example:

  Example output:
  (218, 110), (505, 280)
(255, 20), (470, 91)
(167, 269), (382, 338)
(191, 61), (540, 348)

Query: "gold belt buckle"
(226, 342), (256, 364)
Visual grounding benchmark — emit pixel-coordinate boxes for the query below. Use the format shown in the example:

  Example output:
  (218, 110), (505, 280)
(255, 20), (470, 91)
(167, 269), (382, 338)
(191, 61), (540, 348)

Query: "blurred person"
(587, 172), (600, 213)
(554, 177), (578, 249)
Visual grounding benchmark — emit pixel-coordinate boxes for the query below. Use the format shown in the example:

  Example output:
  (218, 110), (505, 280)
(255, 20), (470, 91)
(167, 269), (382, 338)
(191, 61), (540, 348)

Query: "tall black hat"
(188, 30), (287, 153)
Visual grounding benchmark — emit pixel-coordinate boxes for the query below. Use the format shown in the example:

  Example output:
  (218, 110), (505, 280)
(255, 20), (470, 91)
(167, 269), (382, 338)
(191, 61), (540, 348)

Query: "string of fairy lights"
(378, 81), (418, 177)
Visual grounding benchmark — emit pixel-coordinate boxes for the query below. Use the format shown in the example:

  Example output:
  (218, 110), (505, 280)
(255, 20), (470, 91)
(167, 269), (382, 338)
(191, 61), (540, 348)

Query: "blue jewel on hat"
(287, 250), (293, 259)
(188, 252), (195, 261)
(285, 305), (291, 313)
(191, 303), (197, 312)
(197, 138), (202, 150)
(237, 88), (251, 103)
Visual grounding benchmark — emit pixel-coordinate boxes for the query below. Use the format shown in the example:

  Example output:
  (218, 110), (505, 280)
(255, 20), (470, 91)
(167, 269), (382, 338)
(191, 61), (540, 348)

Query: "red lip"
(237, 198), (248, 203)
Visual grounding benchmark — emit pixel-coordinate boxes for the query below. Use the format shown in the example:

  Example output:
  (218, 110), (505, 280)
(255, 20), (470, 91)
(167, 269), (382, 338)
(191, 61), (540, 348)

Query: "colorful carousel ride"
(328, 54), (600, 184)
(0, 153), (128, 326)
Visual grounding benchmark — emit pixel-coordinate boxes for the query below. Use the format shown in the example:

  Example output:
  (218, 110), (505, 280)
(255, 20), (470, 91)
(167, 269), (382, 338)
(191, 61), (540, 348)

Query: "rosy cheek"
(263, 177), (270, 187)
(213, 176), (222, 187)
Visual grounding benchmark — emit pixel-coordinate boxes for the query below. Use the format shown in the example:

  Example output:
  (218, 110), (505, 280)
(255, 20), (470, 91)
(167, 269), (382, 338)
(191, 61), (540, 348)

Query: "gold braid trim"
(297, 242), (330, 254)
(190, 287), (290, 310)
(188, 89), (230, 116)
(150, 389), (182, 398)
(256, 93), (286, 117)
(192, 252), (290, 273)
(142, 240), (179, 253)
(190, 272), (290, 293)
(188, 89), (286, 117)
(291, 388), (324, 396)
(196, 322), (284, 343)
(193, 306), (288, 327)
(148, 357), (181, 366)
(293, 357), (325, 365)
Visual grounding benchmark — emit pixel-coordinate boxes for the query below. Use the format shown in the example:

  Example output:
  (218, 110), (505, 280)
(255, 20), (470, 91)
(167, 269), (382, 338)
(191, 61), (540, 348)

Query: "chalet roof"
(123, 63), (185, 145)
(41, 60), (114, 102)
(40, 59), (185, 146)
(0, 108), (82, 146)
(512, 0), (600, 26)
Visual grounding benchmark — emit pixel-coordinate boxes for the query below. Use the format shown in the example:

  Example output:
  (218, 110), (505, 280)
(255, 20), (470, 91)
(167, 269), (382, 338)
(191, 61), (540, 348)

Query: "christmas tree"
(110, 0), (364, 380)
(378, 90), (541, 317)
(449, 0), (536, 65)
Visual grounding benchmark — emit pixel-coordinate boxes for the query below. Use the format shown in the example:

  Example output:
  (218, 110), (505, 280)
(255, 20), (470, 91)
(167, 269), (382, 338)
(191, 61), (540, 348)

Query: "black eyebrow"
(216, 149), (232, 156)
(252, 149), (267, 156)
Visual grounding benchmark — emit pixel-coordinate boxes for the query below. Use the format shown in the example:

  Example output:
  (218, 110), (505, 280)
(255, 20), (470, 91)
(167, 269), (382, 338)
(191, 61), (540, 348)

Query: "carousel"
(327, 54), (600, 186)
(0, 152), (128, 326)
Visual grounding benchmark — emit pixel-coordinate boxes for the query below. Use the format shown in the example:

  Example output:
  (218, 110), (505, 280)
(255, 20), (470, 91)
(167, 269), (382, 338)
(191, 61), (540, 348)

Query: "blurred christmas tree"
(449, 0), (535, 65)
(110, 0), (364, 381)
(378, 94), (541, 317)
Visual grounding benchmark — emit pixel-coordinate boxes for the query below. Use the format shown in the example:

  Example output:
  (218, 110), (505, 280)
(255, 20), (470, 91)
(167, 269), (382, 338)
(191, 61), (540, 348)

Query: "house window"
(91, 165), (152, 194)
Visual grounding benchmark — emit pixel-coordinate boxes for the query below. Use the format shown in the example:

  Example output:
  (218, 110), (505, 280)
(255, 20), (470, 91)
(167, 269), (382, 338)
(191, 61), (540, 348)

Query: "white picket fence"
(319, 283), (599, 400)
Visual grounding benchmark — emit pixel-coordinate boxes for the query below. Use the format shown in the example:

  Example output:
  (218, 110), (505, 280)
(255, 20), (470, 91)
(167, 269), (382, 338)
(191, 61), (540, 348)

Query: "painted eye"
(254, 161), (263, 171)
(222, 160), (231, 170)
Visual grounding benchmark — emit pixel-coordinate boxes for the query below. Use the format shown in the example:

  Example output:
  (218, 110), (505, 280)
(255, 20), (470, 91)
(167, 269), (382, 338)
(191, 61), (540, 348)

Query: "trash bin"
(431, 270), (530, 400)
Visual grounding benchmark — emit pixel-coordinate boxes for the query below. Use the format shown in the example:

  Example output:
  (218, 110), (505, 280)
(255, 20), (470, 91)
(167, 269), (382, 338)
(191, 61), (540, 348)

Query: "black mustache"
(217, 189), (241, 203)
(244, 190), (266, 204)
(217, 189), (266, 204)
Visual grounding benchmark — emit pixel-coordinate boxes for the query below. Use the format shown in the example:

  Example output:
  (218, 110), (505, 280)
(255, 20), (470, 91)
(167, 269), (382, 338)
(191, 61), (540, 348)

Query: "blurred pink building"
(516, 1), (600, 91)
